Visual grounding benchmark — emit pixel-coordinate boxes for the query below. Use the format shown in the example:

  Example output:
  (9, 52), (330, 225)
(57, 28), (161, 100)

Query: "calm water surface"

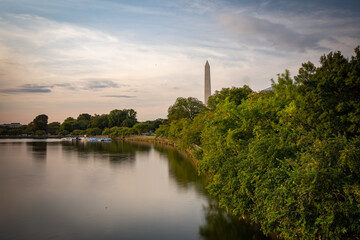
(0, 139), (268, 240)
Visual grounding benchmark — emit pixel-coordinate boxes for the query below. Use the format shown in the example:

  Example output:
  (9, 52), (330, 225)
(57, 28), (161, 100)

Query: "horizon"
(1, 0), (360, 124)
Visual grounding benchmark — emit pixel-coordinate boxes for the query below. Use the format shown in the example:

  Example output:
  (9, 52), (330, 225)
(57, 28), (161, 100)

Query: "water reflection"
(155, 144), (207, 195)
(0, 139), (269, 240)
(154, 143), (269, 240)
(200, 200), (269, 240)
(61, 141), (151, 166)
(27, 141), (47, 161)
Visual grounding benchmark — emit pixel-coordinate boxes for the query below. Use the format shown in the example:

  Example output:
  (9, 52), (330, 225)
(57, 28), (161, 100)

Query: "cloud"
(102, 95), (136, 98)
(0, 84), (52, 93)
(82, 79), (119, 90)
(0, 80), (122, 94)
(217, 12), (328, 52)
(53, 83), (76, 90)
(103, 0), (170, 16)
(0, 4), (359, 124)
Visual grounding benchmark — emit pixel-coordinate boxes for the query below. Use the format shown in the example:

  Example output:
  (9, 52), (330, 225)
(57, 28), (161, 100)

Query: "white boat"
(81, 137), (112, 142)
(61, 137), (112, 142)
(98, 138), (112, 142)
(61, 137), (78, 141)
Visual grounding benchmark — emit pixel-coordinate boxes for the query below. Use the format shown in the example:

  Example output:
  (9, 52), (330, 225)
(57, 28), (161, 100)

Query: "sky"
(0, 0), (359, 124)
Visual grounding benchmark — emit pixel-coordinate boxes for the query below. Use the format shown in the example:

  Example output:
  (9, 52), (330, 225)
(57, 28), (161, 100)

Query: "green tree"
(155, 124), (170, 138)
(60, 117), (76, 133)
(102, 128), (111, 135)
(71, 129), (85, 135)
(0, 128), (8, 135)
(90, 114), (109, 129)
(33, 114), (48, 132)
(35, 130), (47, 136)
(194, 49), (360, 239)
(107, 126), (135, 138)
(295, 47), (360, 137)
(47, 122), (60, 135)
(76, 113), (91, 130)
(121, 118), (137, 128)
(86, 128), (102, 136)
(168, 97), (205, 122)
(25, 122), (36, 135)
(147, 118), (166, 132)
(132, 122), (151, 134)
(207, 85), (253, 110)
(8, 128), (23, 135)
(108, 109), (137, 128)
(58, 130), (69, 136)
(77, 113), (91, 121)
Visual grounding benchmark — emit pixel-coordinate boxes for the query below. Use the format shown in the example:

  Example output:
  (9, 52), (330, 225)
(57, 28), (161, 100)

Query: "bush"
(35, 130), (47, 136)
(155, 124), (170, 138)
(71, 129), (85, 136)
(86, 128), (102, 136)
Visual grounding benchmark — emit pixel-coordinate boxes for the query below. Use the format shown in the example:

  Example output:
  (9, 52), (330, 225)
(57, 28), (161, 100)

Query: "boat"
(60, 137), (78, 141)
(98, 138), (112, 142)
(61, 137), (112, 142)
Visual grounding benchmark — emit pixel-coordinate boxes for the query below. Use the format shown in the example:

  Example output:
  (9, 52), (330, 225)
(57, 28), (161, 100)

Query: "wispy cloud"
(103, 0), (170, 16)
(0, 1), (359, 124)
(102, 95), (136, 98)
(82, 79), (120, 90)
(0, 80), (122, 94)
(0, 84), (52, 93)
(53, 83), (76, 90)
(217, 13), (328, 52)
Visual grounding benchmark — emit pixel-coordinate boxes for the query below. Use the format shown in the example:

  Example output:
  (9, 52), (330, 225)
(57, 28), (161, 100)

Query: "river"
(0, 139), (268, 240)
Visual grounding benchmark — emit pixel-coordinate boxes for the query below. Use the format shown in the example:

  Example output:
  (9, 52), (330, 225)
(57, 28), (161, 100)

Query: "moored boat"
(61, 137), (112, 142)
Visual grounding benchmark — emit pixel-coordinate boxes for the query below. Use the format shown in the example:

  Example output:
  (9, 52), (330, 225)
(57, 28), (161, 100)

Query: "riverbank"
(123, 136), (200, 168)
(124, 135), (172, 144)
(122, 135), (273, 238)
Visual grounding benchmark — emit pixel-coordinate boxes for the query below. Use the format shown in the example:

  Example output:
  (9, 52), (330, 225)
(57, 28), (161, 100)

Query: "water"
(0, 139), (268, 240)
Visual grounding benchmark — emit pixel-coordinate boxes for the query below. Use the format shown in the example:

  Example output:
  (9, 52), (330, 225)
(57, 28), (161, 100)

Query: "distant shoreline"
(0, 136), (61, 139)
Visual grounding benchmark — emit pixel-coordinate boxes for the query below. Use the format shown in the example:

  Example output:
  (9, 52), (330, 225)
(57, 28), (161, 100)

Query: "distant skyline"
(0, 0), (359, 124)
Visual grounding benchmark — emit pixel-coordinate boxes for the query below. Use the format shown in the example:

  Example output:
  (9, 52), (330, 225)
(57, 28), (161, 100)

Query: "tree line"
(0, 109), (165, 137)
(155, 47), (360, 239)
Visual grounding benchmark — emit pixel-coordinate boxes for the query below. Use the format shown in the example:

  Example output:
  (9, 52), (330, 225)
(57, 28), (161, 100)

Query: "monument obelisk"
(204, 60), (211, 106)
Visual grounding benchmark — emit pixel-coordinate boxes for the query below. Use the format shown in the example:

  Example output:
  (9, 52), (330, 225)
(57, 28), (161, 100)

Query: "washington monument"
(204, 60), (211, 105)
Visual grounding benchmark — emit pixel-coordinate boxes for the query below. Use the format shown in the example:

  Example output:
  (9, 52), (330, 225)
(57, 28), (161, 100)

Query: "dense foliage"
(0, 108), (165, 137)
(207, 85), (253, 110)
(167, 97), (206, 122)
(156, 47), (360, 239)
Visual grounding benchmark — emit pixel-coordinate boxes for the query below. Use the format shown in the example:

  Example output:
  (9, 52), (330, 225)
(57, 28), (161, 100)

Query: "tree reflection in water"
(26, 141), (47, 161)
(154, 144), (208, 195)
(154, 143), (270, 240)
(59, 140), (270, 239)
(200, 200), (269, 240)
(61, 141), (151, 166)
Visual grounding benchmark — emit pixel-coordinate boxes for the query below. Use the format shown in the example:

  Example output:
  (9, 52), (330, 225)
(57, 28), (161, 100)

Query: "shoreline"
(0, 135), (61, 139)
(123, 136), (199, 169)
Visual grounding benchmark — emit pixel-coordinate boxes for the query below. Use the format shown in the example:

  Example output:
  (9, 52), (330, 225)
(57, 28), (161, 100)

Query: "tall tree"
(60, 117), (76, 133)
(108, 109), (137, 128)
(33, 114), (48, 131)
(207, 85), (253, 110)
(90, 114), (109, 129)
(77, 113), (91, 121)
(47, 122), (60, 135)
(295, 47), (360, 137)
(167, 97), (205, 122)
